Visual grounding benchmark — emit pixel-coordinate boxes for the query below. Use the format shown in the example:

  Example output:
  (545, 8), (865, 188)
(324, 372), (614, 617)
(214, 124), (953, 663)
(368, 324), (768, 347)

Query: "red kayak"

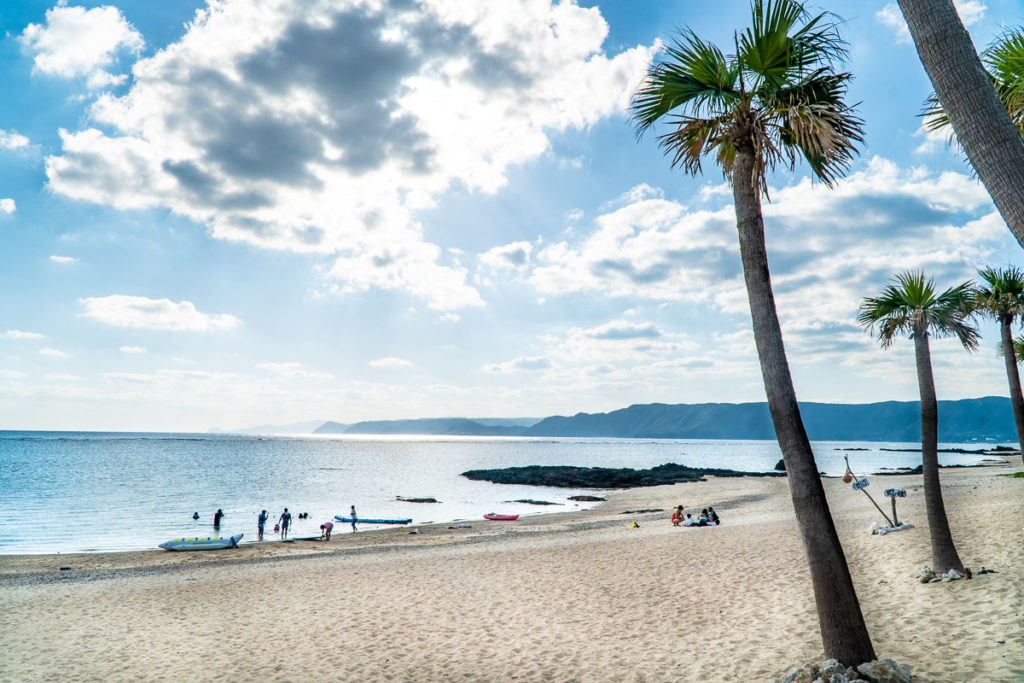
(484, 513), (519, 521)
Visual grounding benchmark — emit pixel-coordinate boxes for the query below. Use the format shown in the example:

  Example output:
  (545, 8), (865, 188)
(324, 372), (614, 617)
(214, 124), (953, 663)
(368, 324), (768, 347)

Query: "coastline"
(2, 458), (1022, 681)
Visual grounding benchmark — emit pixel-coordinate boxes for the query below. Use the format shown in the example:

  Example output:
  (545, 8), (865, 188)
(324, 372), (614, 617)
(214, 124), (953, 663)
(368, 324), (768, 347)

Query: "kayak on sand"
(159, 534), (243, 551)
(483, 513), (519, 521)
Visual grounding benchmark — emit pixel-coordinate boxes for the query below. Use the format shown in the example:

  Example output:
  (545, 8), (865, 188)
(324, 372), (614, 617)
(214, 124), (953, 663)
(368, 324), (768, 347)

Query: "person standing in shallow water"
(278, 508), (292, 540)
(257, 510), (268, 541)
(349, 505), (358, 532)
(213, 508), (224, 529)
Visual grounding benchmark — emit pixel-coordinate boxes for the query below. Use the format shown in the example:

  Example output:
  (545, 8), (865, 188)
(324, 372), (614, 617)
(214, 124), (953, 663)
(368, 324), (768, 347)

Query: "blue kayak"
(334, 516), (412, 525)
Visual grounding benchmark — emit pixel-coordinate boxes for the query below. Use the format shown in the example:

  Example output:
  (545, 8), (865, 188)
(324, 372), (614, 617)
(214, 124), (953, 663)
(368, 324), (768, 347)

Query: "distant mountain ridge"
(314, 417), (539, 435)
(310, 397), (1017, 442)
(525, 397), (1015, 442)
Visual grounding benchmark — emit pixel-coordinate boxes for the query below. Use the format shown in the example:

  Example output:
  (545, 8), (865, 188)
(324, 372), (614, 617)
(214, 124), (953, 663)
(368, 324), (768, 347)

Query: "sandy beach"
(2, 461), (1022, 682)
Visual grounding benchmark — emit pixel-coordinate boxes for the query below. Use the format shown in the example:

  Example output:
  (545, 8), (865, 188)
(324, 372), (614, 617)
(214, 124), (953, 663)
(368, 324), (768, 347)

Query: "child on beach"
(670, 505), (684, 526)
(349, 505), (358, 532)
(320, 521), (333, 541)
(683, 513), (696, 526)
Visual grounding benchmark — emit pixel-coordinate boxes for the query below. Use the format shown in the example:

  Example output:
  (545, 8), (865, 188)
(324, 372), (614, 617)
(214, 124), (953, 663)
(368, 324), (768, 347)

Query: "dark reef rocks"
(460, 462), (784, 489)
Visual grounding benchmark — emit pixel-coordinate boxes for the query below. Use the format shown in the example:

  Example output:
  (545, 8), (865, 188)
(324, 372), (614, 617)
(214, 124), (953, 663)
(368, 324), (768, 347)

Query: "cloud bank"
(45, 0), (655, 311)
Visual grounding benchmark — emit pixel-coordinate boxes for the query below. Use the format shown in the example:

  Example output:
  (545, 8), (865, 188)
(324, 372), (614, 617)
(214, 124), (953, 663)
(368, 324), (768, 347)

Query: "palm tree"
(629, 0), (874, 666)
(923, 28), (1024, 138)
(975, 266), (1024, 460)
(858, 271), (979, 574)
(896, 0), (1024, 250)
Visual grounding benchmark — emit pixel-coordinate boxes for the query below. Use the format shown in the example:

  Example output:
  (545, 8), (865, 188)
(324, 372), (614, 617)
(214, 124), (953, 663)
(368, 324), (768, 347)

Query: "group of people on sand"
(670, 505), (720, 527)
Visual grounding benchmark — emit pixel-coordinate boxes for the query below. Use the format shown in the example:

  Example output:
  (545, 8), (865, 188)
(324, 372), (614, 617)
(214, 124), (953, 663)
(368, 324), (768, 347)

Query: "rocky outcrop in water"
(460, 462), (784, 489)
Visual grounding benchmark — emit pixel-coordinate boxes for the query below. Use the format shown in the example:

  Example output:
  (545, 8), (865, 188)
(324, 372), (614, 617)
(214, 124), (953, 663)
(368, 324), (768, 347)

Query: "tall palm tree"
(975, 266), (1024, 460)
(858, 271), (979, 574)
(896, 0), (1024, 250)
(923, 28), (1024, 139)
(629, 0), (874, 666)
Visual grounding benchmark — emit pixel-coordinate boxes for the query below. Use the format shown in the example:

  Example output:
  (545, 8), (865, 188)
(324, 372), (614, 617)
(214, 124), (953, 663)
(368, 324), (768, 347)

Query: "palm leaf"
(630, 31), (738, 135)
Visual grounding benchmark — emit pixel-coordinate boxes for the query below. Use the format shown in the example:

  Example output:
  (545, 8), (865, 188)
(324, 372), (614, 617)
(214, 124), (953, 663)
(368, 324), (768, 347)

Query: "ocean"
(0, 431), (1000, 555)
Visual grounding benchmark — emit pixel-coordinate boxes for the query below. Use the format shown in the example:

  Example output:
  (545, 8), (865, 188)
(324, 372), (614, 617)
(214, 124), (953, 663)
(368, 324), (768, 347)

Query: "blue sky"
(0, 0), (1021, 431)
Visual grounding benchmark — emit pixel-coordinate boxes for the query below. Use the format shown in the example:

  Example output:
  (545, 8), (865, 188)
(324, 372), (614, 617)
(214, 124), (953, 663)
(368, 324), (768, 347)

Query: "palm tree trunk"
(897, 0), (1024, 250)
(912, 327), (965, 573)
(999, 315), (1024, 462)
(731, 148), (875, 666)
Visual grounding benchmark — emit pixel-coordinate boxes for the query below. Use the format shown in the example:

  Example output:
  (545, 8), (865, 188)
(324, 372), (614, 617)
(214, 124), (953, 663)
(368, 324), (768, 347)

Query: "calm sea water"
(0, 432), (998, 555)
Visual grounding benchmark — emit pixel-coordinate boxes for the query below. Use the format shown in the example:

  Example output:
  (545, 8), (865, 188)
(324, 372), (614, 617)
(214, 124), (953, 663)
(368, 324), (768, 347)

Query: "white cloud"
(19, 4), (144, 89)
(2, 330), (44, 340)
(79, 295), (240, 331)
(369, 357), (414, 369)
(479, 241), (533, 273)
(955, 0), (987, 26)
(530, 186), (737, 302)
(256, 362), (333, 379)
(40, 347), (70, 358)
(45, 373), (83, 382)
(49, 254), (78, 264)
(44, 0), (655, 311)
(877, 1), (986, 43)
(0, 130), (30, 150)
(120, 345), (146, 353)
(585, 321), (662, 340)
(483, 356), (554, 373)
(914, 123), (953, 155)
(0, 199), (15, 214)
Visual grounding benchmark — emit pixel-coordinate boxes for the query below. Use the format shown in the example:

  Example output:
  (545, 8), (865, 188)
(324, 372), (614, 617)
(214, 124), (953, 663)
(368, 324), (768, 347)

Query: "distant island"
(225, 396), (1019, 443)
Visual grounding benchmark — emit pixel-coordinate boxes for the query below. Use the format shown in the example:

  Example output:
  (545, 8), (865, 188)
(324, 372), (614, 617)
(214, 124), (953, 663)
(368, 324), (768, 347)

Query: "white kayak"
(159, 533), (243, 551)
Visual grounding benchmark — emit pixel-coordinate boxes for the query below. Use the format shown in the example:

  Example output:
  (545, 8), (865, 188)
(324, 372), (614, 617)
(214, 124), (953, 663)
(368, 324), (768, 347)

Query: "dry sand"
(2, 460), (1022, 682)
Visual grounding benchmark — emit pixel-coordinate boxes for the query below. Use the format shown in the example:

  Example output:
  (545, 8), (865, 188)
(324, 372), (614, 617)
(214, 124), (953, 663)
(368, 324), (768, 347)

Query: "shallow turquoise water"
(0, 431), (994, 554)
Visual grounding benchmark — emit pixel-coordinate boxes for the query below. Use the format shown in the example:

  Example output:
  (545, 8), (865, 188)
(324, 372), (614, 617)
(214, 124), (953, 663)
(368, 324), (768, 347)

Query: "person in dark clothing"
(213, 508), (224, 528)
(257, 510), (268, 541)
(278, 508), (292, 540)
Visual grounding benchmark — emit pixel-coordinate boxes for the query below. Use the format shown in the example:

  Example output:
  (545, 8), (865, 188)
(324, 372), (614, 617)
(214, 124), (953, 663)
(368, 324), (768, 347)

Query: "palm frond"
(858, 271), (978, 351)
(975, 265), (1024, 320)
(982, 27), (1024, 135)
(923, 27), (1024, 138)
(655, 113), (732, 176)
(630, 31), (739, 136)
(739, 0), (847, 85)
(769, 70), (863, 185)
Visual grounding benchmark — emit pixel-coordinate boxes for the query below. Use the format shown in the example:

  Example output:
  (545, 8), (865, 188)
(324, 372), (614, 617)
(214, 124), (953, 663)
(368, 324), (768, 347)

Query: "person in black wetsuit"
(213, 508), (224, 529)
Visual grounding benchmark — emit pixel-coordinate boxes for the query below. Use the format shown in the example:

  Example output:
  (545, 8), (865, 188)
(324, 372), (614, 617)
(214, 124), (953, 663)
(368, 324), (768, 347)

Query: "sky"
(1, 0), (1022, 432)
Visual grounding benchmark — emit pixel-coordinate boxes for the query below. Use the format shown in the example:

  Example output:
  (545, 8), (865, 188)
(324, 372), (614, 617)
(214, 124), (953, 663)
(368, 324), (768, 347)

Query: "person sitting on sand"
(278, 508), (292, 540)
(320, 521), (333, 541)
(670, 505), (684, 526)
(708, 506), (720, 525)
(698, 508), (709, 526)
(683, 513), (696, 527)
